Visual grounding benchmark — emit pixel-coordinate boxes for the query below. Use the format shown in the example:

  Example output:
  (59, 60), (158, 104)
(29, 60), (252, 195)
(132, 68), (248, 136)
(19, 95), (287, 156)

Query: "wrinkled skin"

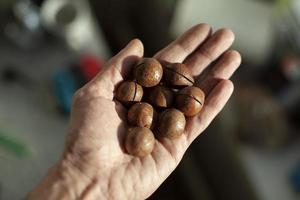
(28, 24), (241, 200)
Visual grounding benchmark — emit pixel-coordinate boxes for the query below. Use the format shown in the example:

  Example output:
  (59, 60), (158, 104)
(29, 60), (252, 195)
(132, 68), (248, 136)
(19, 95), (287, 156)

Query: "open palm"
(29, 24), (241, 200)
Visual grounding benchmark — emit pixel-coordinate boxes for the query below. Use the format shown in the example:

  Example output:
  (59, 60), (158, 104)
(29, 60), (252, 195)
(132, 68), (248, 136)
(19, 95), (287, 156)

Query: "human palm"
(29, 24), (241, 200)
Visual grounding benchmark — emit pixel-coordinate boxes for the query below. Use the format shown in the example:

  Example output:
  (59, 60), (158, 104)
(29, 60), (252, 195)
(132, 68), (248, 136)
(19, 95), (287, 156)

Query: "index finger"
(154, 23), (212, 63)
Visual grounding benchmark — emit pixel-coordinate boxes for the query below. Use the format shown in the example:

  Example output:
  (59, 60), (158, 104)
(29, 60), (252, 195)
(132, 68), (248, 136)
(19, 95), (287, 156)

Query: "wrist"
(27, 155), (93, 200)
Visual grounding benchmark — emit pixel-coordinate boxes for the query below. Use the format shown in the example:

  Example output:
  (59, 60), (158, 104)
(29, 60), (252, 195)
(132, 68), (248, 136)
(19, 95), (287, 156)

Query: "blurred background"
(0, 0), (300, 199)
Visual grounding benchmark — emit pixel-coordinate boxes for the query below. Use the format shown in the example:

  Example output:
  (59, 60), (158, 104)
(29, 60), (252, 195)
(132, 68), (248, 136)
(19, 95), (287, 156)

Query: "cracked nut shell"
(135, 58), (163, 87)
(116, 81), (143, 105)
(164, 63), (194, 87)
(158, 108), (186, 139)
(148, 85), (174, 108)
(125, 127), (155, 157)
(128, 102), (154, 128)
(175, 86), (205, 117)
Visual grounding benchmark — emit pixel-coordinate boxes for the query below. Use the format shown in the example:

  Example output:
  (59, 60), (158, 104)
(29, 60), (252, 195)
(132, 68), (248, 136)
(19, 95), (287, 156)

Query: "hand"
(28, 24), (241, 200)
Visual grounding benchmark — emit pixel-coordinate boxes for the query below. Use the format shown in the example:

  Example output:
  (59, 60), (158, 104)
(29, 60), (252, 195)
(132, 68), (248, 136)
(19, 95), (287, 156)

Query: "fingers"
(186, 79), (234, 143)
(197, 50), (241, 94)
(154, 23), (212, 63)
(184, 28), (235, 76)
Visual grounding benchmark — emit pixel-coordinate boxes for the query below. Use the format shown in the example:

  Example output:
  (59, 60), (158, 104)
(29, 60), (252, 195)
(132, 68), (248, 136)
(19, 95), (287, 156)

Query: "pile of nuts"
(116, 58), (205, 157)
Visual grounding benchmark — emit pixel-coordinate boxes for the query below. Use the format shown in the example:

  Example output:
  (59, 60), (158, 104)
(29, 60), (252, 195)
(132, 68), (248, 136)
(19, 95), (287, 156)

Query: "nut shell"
(148, 85), (174, 108)
(116, 81), (143, 104)
(135, 58), (163, 87)
(125, 127), (155, 157)
(128, 102), (154, 128)
(164, 63), (194, 87)
(175, 86), (205, 117)
(158, 108), (186, 139)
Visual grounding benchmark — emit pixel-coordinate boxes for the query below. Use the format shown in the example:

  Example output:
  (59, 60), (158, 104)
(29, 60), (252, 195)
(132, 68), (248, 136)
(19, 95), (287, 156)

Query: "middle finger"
(184, 28), (235, 76)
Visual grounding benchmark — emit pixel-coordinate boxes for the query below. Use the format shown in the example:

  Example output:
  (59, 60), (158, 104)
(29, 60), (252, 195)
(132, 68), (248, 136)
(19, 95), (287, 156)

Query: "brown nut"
(116, 81), (143, 105)
(164, 63), (194, 88)
(175, 86), (205, 117)
(148, 85), (174, 108)
(135, 58), (163, 87)
(128, 102), (154, 128)
(125, 127), (155, 157)
(158, 108), (186, 139)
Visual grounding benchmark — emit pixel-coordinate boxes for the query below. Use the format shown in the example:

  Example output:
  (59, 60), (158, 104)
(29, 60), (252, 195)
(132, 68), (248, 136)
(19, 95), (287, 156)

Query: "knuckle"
(73, 83), (95, 100)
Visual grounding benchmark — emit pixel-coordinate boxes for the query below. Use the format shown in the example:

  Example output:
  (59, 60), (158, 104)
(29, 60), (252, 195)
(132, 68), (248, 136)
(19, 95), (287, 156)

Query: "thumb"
(106, 39), (144, 78)
(78, 39), (144, 100)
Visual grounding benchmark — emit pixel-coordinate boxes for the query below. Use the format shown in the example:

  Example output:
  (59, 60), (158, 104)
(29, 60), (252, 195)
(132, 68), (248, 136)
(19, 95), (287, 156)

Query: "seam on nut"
(177, 93), (203, 105)
(135, 62), (145, 70)
(165, 67), (194, 84)
(133, 82), (137, 101)
(190, 94), (203, 105)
